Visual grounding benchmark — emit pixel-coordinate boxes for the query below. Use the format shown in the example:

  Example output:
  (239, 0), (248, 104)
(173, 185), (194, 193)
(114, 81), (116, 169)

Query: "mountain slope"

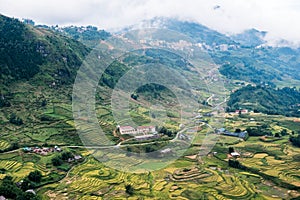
(0, 14), (90, 89)
(231, 28), (267, 47)
(130, 17), (235, 45)
(129, 18), (300, 87)
(228, 85), (300, 117)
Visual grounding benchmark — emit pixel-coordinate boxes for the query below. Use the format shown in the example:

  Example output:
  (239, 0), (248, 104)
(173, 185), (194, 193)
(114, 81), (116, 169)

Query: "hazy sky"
(1, 0), (300, 45)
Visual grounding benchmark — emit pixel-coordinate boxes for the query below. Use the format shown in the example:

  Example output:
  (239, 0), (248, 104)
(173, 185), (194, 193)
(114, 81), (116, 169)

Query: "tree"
(261, 124), (268, 129)
(235, 128), (241, 133)
(9, 113), (23, 125)
(228, 147), (235, 154)
(131, 93), (138, 100)
(290, 135), (300, 147)
(281, 129), (288, 136)
(125, 184), (134, 195)
(228, 160), (244, 169)
(28, 170), (42, 183)
(20, 179), (31, 191)
(61, 152), (73, 160)
(275, 133), (280, 138)
(51, 157), (63, 166)
(41, 99), (47, 107)
(0, 176), (24, 199)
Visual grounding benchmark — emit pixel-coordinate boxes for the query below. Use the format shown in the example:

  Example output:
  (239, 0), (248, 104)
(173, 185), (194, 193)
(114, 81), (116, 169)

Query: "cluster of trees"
(60, 25), (111, 41)
(9, 113), (23, 125)
(126, 142), (168, 156)
(125, 185), (134, 195)
(0, 170), (42, 199)
(130, 93), (139, 100)
(27, 171), (42, 183)
(100, 62), (130, 89)
(228, 85), (300, 117)
(0, 97), (11, 108)
(245, 127), (272, 137)
(51, 152), (74, 166)
(228, 160), (245, 170)
(0, 176), (39, 200)
(158, 127), (177, 137)
(136, 84), (171, 100)
(219, 60), (279, 85)
(290, 134), (300, 147)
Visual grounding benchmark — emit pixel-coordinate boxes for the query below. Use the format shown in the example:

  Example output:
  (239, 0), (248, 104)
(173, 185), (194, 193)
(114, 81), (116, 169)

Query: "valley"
(0, 14), (300, 200)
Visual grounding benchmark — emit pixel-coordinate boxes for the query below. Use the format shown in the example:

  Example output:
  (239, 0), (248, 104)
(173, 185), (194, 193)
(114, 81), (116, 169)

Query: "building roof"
(74, 155), (82, 160)
(160, 148), (172, 154)
(119, 126), (135, 130)
(0, 196), (6, 200)
(137, 126), (155, 129)
(231, 152), (240, 157)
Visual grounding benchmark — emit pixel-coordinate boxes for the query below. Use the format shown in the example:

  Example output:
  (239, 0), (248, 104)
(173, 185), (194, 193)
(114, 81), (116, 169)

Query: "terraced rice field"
(240, 153), (300, 187)
(0, 140), (10, 150)
(0, 160), (22, 171)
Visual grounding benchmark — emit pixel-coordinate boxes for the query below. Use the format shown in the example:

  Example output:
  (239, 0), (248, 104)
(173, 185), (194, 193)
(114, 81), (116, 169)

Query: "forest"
(227, 85), (300, 117)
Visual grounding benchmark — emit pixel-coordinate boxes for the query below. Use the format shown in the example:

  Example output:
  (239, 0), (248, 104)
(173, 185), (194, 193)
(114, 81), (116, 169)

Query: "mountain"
(126, 17), (300, 87)
(0, 14), (90, 89)
(126, 17), (235, 45)
(231, 28), (267, 47)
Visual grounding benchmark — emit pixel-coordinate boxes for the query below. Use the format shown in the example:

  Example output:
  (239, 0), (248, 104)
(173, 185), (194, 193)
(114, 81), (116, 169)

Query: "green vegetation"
(1, 14), (300, 199)
(0, 14), (89, 88)
(0, 176), (39, 200)
(28, 170), (42, 183)
(290, 134), (300, 147)
(59, 25), (110, 42)
(0, 15), (43, 83)
(228, 85), (300, 117)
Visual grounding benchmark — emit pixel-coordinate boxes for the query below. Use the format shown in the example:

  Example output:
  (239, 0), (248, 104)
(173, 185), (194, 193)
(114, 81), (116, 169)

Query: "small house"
(74, 155), (82, 160)
(0, 196), (6, 200)
(231, 152), (240, 158)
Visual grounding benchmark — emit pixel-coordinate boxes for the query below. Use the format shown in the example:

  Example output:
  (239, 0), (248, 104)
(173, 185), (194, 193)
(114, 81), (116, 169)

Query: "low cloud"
(0, 0), (300, 45)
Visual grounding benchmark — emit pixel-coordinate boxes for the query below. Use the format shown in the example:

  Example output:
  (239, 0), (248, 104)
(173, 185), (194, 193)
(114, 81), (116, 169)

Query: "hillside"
(139, 18), (300, 87)
(0, 15), (90, 89)
(228, 85), (300, 117)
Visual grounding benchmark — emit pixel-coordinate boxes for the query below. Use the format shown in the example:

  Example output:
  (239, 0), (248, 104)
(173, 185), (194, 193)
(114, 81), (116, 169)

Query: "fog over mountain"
(0, 0), (300, 47)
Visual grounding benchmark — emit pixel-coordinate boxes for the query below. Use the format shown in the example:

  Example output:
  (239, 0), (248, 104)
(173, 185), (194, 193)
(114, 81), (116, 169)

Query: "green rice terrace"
(1, 91), (300, 199)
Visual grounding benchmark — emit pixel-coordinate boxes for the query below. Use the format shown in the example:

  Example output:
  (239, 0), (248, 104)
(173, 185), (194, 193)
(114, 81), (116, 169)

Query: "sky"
(1, 0), (300, 46)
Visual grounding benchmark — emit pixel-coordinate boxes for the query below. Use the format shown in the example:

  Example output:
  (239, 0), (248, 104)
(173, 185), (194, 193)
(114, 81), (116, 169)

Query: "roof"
(231, 152), (240, 157)
(161, 148), (172, 153)
(119, 126), (135, 130)
(137, 126), (155, 129)
(74, 155), (82, 160)
(217, 128), (226, 132)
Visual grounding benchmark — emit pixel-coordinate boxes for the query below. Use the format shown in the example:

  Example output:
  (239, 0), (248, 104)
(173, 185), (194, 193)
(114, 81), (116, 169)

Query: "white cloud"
(0, 0), (300, 45)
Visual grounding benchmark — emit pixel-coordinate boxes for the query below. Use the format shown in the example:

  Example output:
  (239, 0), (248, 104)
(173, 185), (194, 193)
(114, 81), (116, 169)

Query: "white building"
(119, 125), (156, 135)
(136, 126), (156, 134)
(119, 126), (137, 135)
